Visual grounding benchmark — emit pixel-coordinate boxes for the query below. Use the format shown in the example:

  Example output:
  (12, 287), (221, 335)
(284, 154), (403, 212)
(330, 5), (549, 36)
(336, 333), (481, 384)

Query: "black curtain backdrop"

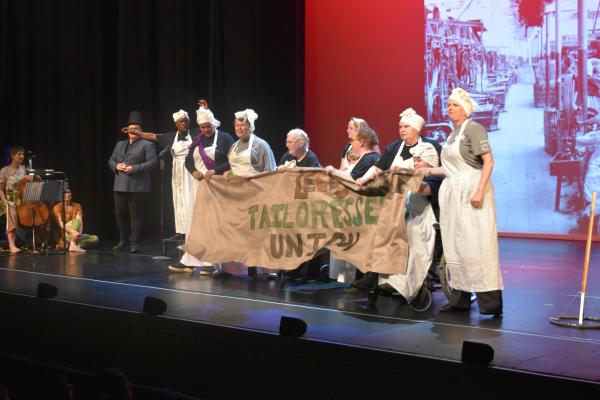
(0, 0), (304, 240)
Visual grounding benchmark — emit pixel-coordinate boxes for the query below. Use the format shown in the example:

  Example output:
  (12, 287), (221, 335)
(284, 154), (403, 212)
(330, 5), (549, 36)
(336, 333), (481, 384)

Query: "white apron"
(179, 132), (219, 267)
(171, 131), (195, 234)
(438, 120), (503, 292)
(228, 134), (273, 274)
(329, 152), (368, 283)
(229, 134), (261, 177)
(378, 138), (437, 300)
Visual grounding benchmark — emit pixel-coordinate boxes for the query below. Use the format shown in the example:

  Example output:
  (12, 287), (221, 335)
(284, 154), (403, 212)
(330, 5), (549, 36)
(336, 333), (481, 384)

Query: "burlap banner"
(183, 168), (421, 274)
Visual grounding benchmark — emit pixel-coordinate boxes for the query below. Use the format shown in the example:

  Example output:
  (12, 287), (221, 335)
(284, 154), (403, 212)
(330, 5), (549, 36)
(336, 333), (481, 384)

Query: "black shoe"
(342, 286), (361, 294)
(376, 283), (399, 296)
(479, 308), (503, 316)
(113, 242), (127, 251)
(129, 245), (139, 254)
(351, 272), (379, 291)
(439, 303), (470, 313)
(284, 266), (305, 281)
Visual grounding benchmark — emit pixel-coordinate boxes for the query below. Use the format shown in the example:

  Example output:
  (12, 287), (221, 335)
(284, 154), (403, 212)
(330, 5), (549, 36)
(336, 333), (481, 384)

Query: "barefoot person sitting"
(52, 189), (98, 252)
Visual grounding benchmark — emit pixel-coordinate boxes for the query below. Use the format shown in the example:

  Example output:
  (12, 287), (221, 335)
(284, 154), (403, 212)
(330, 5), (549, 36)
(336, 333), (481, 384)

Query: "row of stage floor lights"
(32, 283), (494, 365)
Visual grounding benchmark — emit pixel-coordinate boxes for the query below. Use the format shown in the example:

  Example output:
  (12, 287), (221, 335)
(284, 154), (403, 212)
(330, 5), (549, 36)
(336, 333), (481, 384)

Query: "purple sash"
(190, 135), (216, 170)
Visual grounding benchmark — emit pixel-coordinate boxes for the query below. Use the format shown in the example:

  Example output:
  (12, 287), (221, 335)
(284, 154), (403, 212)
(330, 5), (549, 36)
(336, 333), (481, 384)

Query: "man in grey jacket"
(108, 111), (157, 253)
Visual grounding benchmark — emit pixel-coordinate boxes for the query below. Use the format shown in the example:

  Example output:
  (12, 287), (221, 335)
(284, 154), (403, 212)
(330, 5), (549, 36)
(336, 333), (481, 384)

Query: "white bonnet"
(410, 142), (439, 167)
(196, 107), (221, 128)
(449, 87), (478, 116)
(172, 109), (189, 122)
(234, 109), (259, 132)
(399, 108), (425, 131)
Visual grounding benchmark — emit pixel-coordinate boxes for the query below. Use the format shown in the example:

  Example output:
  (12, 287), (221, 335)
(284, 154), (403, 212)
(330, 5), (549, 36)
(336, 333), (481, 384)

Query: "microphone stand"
(53, 172), (68, 255)
(153, 148), (170, 260)
(159, 147), (169, 244)
(25, 154), (36, 254)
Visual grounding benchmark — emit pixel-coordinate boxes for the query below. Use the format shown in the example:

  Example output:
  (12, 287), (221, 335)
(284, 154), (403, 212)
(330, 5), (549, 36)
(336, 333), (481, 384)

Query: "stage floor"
(1, 237), (599, 384)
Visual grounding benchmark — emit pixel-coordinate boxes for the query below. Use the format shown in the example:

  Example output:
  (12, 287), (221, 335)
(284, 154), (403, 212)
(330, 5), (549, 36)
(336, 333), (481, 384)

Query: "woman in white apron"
(123, 110), (196, 238)
(424, 88), (504, 316)
(169, 106), (235, 273)
(226, 109), (276, 178)
(355, 108), (443, 295)
(178, 121), (221, 270)
(170, 112), (196, 237)
(225, 109), (277, 278)
(378, 142), (439, 301)
(325, 121), (380, 285)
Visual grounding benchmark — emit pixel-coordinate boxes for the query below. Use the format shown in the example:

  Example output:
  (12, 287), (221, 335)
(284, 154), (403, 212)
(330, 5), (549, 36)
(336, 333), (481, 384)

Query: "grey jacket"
(108, 138), (157, 192)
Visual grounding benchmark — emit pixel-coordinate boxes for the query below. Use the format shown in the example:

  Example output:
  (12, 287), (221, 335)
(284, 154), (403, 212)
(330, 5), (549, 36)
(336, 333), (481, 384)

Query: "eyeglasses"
(285, 140), (299, 144)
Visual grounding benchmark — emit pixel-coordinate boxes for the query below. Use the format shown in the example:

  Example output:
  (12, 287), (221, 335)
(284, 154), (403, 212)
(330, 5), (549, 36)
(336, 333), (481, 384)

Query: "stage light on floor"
(142, 296), (167, 316)
(279, 316), (307, 338)
(36, 283), (58, 299)
(461, 340), (494, 366)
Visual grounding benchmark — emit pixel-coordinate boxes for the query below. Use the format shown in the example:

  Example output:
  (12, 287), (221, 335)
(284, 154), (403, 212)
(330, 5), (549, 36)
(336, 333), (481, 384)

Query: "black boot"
(351, 272), (379, 291)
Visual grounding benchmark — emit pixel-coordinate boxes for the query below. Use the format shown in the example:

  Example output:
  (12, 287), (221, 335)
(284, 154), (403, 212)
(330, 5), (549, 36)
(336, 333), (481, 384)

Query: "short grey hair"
(287, 128), (309, 150)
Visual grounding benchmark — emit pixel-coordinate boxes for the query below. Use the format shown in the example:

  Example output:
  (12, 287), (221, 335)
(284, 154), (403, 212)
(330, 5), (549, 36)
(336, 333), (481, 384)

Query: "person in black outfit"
(325, 122), (380, 289)
(277, 128), (321, 169)
(353, 108), (443, 290)
(108, 111), (157, 253)
(276, 128), (321, 280)
(325, 124), (380, 180)
(123, 109), (199, 239)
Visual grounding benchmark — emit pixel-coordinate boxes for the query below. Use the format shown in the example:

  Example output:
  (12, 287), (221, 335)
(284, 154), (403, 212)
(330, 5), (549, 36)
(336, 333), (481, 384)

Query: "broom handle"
(581, 192), (596, 294)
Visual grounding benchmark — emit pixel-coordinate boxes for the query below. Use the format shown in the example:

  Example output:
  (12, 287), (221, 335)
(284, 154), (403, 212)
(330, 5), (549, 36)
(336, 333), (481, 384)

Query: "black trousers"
(449, 289), (503, 312)
(114, 192), (142, 245)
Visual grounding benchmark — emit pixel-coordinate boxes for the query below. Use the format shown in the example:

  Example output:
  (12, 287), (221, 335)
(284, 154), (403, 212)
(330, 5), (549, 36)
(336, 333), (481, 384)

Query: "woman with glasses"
(278, 128), (321, 169)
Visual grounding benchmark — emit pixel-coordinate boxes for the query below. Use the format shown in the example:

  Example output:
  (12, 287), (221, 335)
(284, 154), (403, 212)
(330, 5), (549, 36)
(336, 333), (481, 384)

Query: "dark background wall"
(0, 0), (304, 239)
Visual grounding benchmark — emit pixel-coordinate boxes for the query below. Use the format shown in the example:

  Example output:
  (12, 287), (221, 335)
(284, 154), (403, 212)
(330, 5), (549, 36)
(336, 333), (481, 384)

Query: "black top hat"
(128, 111), (143, 125)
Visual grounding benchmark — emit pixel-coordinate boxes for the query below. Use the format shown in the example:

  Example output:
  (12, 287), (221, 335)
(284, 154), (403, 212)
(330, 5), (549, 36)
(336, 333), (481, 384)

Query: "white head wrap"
(449, 87), (478, 116)
(196, 107), (221, 128)
(172, 109), (189, 122)
(410, 142), (439, 167)
(399, 108), (425, 132)
(235, 109), (259, 132)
